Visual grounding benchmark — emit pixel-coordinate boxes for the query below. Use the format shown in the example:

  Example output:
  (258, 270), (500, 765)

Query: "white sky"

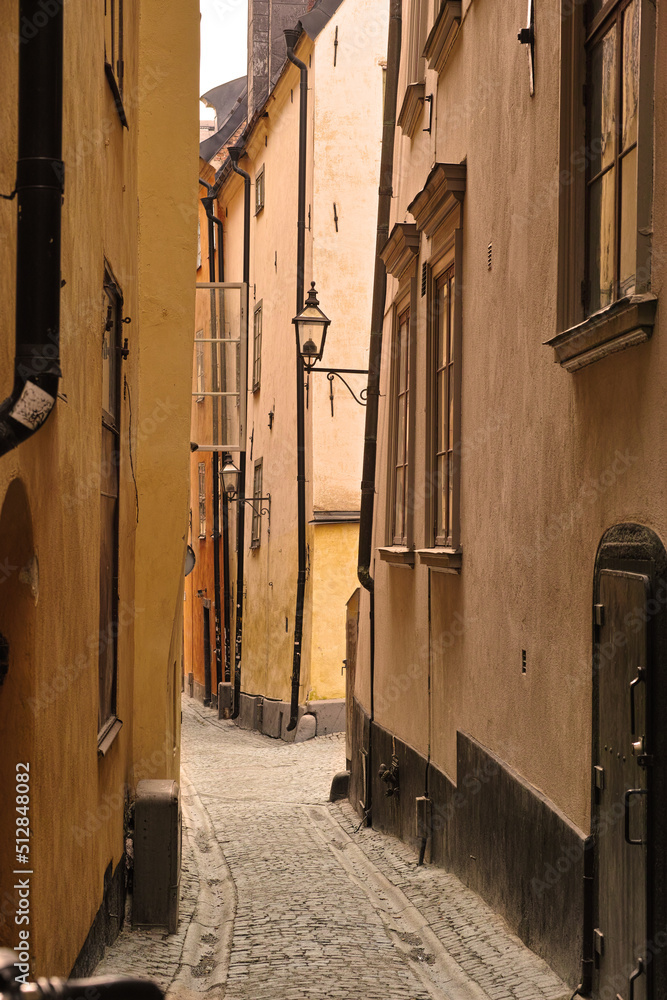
(199, 0), (249, 119)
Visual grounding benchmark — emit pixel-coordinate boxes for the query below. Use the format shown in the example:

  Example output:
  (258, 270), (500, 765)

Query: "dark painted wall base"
(70, 856), (125, 977)
(349, 697), (585, 988)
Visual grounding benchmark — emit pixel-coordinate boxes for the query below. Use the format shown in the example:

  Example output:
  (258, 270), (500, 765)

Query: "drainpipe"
(0, 0), (64, 457)
(284, 26), (308, 732)
(199, 178), (229, 693)
(228, 146), (250, 719)
(356, 0), (402, 821)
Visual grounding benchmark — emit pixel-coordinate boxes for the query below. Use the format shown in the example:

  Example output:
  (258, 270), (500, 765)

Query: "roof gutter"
(0, 0), (64, 457)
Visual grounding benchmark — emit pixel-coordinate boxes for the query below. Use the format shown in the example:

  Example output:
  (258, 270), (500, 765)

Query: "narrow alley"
(98, 698), (570, 1000)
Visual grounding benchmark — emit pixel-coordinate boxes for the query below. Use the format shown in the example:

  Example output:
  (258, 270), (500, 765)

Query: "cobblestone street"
(98, 698), (571, 1000)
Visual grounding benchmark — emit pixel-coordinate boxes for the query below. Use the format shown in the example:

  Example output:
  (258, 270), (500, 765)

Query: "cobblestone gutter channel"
(97, 699), (571, 1000)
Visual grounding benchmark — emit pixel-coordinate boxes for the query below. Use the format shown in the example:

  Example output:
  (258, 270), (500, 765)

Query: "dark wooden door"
(203, 602), (212, 706)
(593, 570), (649, 1000)
(345, 589), (360, 769)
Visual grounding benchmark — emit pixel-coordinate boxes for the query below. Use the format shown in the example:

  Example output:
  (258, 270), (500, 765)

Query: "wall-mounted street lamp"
(293, 282), (368, 412)
(221, 458), (271, 529)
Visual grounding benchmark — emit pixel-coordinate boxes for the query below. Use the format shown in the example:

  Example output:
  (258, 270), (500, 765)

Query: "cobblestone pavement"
(98, 697), (571, 1000)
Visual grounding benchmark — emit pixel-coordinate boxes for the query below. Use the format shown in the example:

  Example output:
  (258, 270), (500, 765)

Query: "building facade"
(350, 1), (667, 997)
(186, 0), (389, 738)
(0, 0), (198, 976)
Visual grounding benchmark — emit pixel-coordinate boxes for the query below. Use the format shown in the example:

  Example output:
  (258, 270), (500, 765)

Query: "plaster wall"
(0, 0), (198, 974)
(309, 0), (388, 514)
(356, 0), (667, 836)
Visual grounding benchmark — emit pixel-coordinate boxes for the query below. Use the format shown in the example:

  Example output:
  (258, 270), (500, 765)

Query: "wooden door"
(345, 589), (360, 768)
(593, 570), (649, 1000)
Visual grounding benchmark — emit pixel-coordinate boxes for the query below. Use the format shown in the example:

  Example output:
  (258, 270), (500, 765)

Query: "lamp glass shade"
(293, 282), (331, 366)
(221, 460), (240, 497)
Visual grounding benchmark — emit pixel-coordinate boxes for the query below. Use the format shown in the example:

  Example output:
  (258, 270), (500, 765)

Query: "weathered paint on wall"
(0, 0), (198, 974)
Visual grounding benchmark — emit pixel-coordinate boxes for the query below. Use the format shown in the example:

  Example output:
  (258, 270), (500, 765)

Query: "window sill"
(98, 717), (123, 757)
(545, 293), (657, 372)
(378, 546), (415, 568)
(417, 547), (462, 573)
(423, 1), (462, 75)
(397, 82), (425, 138)
(104, 62), (128, 129)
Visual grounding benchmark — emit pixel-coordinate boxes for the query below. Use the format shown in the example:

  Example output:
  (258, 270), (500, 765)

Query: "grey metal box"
(133, 779), (181, 933)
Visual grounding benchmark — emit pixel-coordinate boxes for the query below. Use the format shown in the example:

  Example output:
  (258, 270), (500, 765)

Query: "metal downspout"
(0, 0), (64, 456)
(356, 0), (402, 822)
(228, 147), (251, 719)
(284, 27), (308, 732)
(200, 178), (231, 691)
(199, 181), (222, 705)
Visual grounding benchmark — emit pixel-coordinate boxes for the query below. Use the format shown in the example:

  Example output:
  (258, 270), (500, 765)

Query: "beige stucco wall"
(217, 0), (387, 707)
(356, 0), (667, 834)
(0, 0), (197, 974)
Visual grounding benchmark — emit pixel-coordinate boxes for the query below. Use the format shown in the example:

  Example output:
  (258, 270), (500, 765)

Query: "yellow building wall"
(0, 0), (198, 976)
(216, 5), (385, 711)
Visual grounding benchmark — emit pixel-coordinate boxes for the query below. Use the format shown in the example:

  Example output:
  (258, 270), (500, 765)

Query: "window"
(407, 162), (465, 570)
(406, 0), (430, 84)
(253, 302), (262, 391)
(99, 270), (122, 744)
(195, 329), (205, 402)
(255, 166), (265, 215)
(392, 307), (411, 545)
(433, 266), (456, 546)
(549, 0), (656, 371)
(585, 0), (640, 312)
(251, 460), (263, 548)
(198, 462), (206, 538)
(104, 0), (127, 128)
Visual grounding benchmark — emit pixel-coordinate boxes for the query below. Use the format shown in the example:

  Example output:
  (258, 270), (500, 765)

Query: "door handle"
(624, 789), (648, 846)
(630, 666), (646, 736)
(629, 956), (645, 1000)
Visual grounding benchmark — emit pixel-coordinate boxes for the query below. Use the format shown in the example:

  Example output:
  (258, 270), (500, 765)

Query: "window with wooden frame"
(548, 0), (656, 372)
(253, 302), (262, 391)
(104, 0), (127, 127)
(99, 270), (123, 751)
(255, 166), (265, 215)
(406, 162), (465, 572)
(195, 329), (205, 402)
(391, 305), (412, 546)
(198, 462), (206, 538)
(432, 264), (456, 547)
(251, 459), (263, 548)
(406, 0), (430, 84)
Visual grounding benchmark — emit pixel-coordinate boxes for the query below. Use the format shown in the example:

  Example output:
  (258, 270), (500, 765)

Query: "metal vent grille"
(421, 261), (427, 296)
(487, 242), (493, 270)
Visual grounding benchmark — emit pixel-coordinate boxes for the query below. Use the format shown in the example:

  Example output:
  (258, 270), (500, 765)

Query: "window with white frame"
(255, 166), (265, 215)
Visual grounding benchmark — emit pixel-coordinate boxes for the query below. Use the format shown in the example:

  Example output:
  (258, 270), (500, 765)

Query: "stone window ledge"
(545, 293), (657, 372)
(378, 546), (415, 568)
(397, 82), (426, 139)
(417, 547), (462, 573)
(423, 1), (462, 75)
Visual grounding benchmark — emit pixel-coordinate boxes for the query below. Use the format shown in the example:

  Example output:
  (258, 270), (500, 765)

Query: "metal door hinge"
(594, 765), (605, 790)
(594, 603), (605, 626)
(594, 928), (604, 956)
